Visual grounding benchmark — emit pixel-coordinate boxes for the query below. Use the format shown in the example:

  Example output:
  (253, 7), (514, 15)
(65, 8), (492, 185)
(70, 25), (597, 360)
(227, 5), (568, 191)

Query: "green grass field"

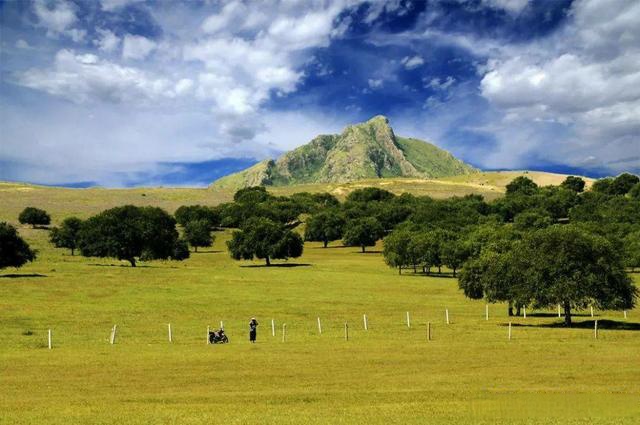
(1, 174), (637, 425)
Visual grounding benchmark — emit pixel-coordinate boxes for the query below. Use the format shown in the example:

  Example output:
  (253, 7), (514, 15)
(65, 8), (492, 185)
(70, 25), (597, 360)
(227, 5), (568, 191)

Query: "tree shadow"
(311, 245), (350, 249)
(240, 263), (312, 268)
(509, 319), (640, 331)
(192, 250), (223, 254)
(403, 272), (455, 279)
(87, 264), (178, 269)
(528, 312), (593, 318)
(0, 273), (47, 278)
(360, 250), (382, 254)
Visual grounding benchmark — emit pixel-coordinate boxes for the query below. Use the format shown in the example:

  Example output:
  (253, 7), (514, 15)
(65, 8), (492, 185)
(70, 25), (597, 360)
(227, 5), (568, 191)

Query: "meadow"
(0, 175), (637, 425)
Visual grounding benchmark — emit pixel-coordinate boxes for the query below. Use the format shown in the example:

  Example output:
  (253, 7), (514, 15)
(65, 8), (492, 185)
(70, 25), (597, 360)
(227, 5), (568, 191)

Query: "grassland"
(1, 171), (634, 425)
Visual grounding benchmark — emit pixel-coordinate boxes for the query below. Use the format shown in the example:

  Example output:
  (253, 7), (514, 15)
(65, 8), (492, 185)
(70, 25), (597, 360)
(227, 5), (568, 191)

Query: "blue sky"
(1, 0), (638, 187)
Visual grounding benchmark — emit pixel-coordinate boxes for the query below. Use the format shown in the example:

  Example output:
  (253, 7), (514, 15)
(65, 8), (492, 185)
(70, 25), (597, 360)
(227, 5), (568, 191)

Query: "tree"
(304, 211), (346, 247)
(346, 187), (395, 203)
(49, 217), (83, 255)
(173, 239), (190, 261)
(174, 205), (220, 229)
(561, 176), (586, 193)
(383, 229), (413, 274)
(629, 183), (640, 200)
(227, 217), (303, 266)
(460, 225), (637, 326)
(183, 219), (214, 252)
(609, 173), (640, 195)
(506, 176), (538, 196)
(623, 230), (640, 272)
(78, 205), (186, 267)
(441, 237), (471, 277)
(513, 210), (553, 231)
(342, 217), (384, 252)
(233, 186), (272, 204)
(0, 222), (36, 270)
(591, 178), (613, 194)
(18, 207), (51, 228)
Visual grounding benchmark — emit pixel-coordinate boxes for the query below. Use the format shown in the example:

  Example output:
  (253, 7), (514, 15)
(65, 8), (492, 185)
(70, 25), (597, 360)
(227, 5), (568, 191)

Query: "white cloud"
(426, 76), (456, 90)
(481, 0), (530, 14)
(401, 55), (424, 70)
(99, 0), (144, 11)
(122, 35), (156, 60)
(368, 78), (383, 89)
(33, 0), (84, 41)
(16, 49), (186, 104)
(15, 39), (30, 49)
(96, 29), (120, 53)
(477, 0), (640, 173)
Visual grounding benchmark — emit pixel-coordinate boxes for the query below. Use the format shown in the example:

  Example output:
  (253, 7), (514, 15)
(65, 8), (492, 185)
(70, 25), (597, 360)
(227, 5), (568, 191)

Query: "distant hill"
(211, 115), (478, 189)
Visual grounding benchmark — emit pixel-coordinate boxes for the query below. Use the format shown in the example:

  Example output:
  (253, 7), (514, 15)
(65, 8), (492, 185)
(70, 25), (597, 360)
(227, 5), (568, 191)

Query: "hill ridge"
(212, 115), (478, 189)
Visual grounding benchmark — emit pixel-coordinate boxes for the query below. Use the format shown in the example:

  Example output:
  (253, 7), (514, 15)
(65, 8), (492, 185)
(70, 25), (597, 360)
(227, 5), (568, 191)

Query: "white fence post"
(363, 314), (368, 330)
(220, 321), (224, 331)
(271, 319), (275, 337)
(344, 322), (349, 341)
(557, 304), (561, 318)
(406, 311), (410, 328)
(508, 322), (512, 340)
(523, 306), (527, 319)
(282, 324), (286, 342)
(594, 320), (598, 339)
(445, 308), (450, 325)
(485, 304), (489, 321)
(48, 329), (52, 349)
(206, 326), (210, 345)
(168, 324), (172, 343)
(317, 317), (322, 335)
(110, 325), (117, 345)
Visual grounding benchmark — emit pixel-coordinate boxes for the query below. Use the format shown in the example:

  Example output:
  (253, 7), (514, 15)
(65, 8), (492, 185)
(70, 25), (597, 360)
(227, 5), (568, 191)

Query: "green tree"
(49, 217), (83, 255)
(233, 186), (272, 204)
(383, 228), (413, 274)
(346, 187), (395, 203)
(441, 237), (470, 277)
(174, 205), (220, 228)
(183, 219), (214, 252)
(227, 217), (303, 266)
(629, 183), (640, 200)
(0, 222), (36, 270)
(623, 230), (640, 272)
(78, 205), (186, 267)
(506, 176), (538, 196)
(513, 210), (553, 231)
(304, 210), (346, 247)
(609, 173), (640, 195)
(591, 178), (613, 194)
(18, 207), (51, 228)
(342, 217), (384, 252)
(173, 239), (190, 261)
(560, 176), (586, 193)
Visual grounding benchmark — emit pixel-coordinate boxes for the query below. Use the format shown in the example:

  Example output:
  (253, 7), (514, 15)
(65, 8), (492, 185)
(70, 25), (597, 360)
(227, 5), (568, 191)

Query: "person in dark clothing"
(249, 317), (258, 343)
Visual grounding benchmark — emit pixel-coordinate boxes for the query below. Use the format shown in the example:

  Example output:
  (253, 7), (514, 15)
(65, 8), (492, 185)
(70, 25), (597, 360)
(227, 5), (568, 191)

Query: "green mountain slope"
(211, 115), (478, 189)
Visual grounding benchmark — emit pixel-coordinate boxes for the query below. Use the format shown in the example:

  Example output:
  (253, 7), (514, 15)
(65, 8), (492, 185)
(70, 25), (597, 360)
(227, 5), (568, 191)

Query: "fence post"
(344, 322), (349, 341)
(206, 326), (210, 345)
(363, 314), (368, 330)
(168, 323), (172, 343)
(406, 311), (410, 328)
(508, 322), (512, 340)
(594, 320), (598, 339)
(557, 304), (561, 318)
(445, 308), (450, 325)
(426, 322), (431, 341)
(624, 310), (627, 319)
(271, 319), (275, 337)
(317, 317), (322, 335)
(282, 324), (286, 342)
(220, 321), (224, 331)
(110, 325), (117, 345)
(523, 306), (527, 319)
(485, 304), (489, 321)
(48, 329), (52, 349)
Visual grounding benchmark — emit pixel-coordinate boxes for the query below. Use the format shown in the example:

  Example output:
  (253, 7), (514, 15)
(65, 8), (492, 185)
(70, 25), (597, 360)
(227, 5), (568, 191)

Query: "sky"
(0, 0), (639, 187)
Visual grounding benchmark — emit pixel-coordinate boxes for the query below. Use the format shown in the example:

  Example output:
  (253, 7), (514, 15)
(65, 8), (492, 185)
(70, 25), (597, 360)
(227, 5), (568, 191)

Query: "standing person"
(249, 317), (258, 343)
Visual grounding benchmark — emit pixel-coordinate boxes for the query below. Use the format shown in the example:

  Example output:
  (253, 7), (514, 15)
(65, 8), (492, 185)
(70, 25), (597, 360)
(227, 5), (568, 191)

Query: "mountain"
(211, 115), (478, 189)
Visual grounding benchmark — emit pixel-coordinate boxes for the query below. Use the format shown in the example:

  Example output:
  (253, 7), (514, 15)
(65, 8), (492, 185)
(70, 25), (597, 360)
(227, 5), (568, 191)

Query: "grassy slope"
(0, 226), (638, 425)
(0, 171), (636, 425)
(396, 136), (477, 177)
